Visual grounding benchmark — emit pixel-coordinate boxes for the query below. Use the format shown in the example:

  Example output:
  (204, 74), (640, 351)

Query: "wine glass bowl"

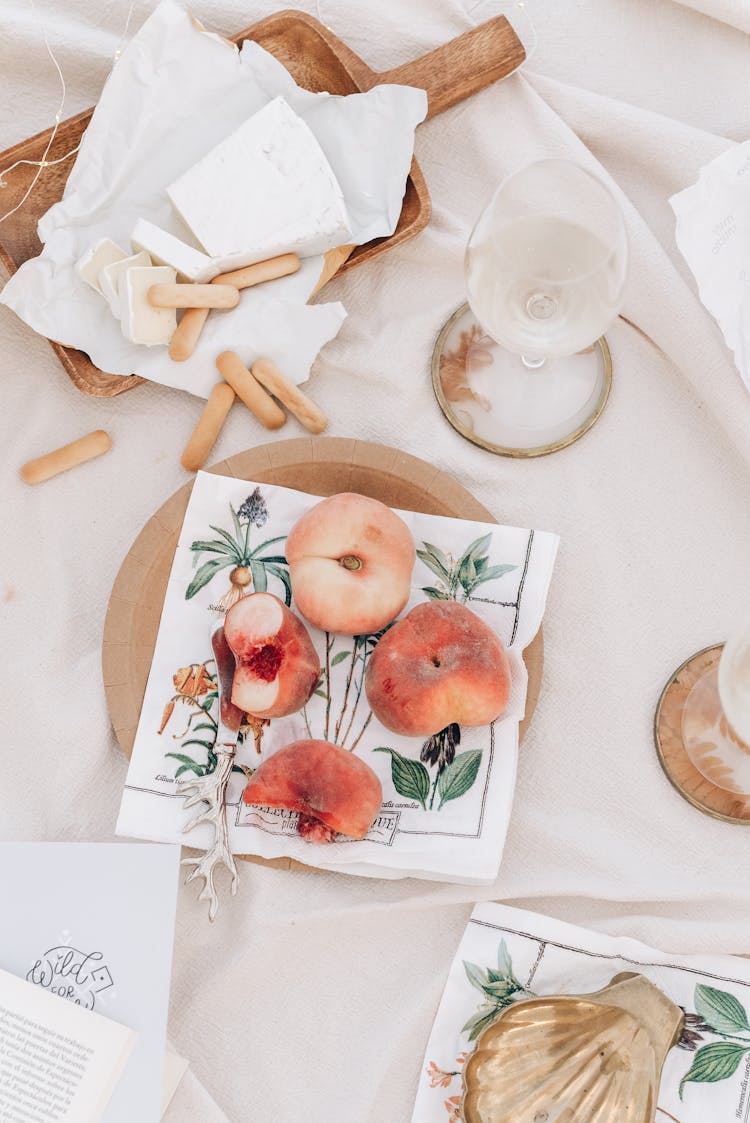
(465, 160), (628, 361)
(433, 158), (628, 456)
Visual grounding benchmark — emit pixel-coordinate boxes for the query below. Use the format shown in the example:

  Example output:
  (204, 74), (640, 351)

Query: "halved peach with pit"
(224, 593), (320, 718)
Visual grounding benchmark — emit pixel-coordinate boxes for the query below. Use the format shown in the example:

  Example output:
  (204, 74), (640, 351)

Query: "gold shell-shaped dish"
(462, 973), (684, 1123)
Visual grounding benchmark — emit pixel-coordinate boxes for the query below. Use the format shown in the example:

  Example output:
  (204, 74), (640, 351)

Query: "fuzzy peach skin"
(364, 600), (511, 737)
(285, 492), (415, 635)
(242, 739), (383, 842)
(224, 593), (320, 718)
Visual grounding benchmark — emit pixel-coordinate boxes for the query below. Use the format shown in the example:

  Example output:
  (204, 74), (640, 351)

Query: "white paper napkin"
(413, 902), (750, 1122)
(0, 0), (427, 398)
(670, 142), (750, 385)
(116, 472), (558, 883)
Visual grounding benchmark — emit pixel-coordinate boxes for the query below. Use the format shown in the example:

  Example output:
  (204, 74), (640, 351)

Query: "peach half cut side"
(224, 592), (320, 719)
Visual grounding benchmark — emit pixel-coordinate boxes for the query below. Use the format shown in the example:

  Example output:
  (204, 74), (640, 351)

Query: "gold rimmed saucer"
(654, 643), (750, 825)
(432, 303), (612, 458)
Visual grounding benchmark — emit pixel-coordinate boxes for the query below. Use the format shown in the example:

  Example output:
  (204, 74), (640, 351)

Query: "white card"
(0, 843), (180, 1123)
(0, 966), (136, 1123)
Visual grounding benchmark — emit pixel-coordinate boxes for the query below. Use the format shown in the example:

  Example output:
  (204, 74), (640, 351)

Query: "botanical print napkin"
(116, 472), (558, 882)
(413, 903), (750, 1122)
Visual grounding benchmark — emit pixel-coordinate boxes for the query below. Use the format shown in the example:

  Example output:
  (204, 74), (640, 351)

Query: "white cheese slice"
(131, 219), (212, 282)
(167, 96), (351, 263)
(100, 251), (151, 313)
(119, 265), (177, 346)
(76, 239), (128, 294)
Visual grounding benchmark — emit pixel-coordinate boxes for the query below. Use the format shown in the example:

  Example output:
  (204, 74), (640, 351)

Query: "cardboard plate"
(103, 437), (544, 870)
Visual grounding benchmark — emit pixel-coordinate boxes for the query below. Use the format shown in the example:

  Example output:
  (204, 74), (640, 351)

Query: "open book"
(0, 967), (136, 1122)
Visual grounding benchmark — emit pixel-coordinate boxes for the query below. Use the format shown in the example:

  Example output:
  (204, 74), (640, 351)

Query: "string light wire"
(0, 0), (135, 226)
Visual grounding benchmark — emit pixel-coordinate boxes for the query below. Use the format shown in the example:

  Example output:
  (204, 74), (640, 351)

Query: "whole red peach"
(364, 600), (511, 736)
(224, 592), (320, 718)
(242, 739), (382, 842)
(285, 492), (415, 635)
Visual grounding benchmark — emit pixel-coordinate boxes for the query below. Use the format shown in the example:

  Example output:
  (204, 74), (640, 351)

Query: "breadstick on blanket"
(21, 429), (111, 485)
(216, 351), (286, 431)
(168, 255), (301, 362)
(251, 359), (328, 434)
(181, 382), (236, 472)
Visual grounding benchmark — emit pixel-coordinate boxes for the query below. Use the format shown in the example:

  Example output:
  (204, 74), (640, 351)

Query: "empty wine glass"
(681, 624), (750, 795)
(433, 158), (628, 456)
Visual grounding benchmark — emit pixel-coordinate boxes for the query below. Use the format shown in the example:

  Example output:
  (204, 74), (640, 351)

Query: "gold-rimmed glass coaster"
(654, 643), (750, 825)
(432, 303), (612, 457)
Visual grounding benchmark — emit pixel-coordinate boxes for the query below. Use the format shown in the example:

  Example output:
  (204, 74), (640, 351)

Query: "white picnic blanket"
(1, 0), (749, 1120)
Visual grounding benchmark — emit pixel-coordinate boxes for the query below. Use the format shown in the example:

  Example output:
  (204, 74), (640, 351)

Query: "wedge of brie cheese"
(131, 219), (212, 282)
(119, 265), (177, 346)
(167, 97), (351, 265)
(76, 239), (128, 294)
(100, 251), (151, 312)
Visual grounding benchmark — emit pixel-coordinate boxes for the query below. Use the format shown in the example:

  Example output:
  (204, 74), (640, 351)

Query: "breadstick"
(149, 283), (239, 310)
(169, 307), (209, 362)
(168, 255), (301, 362)
(251, 359), (328, 434)
(181, 383), (236, 472)
(216, 351), (286, 431)
(21, 429), (111, 485)
(218, 253), (300, 290)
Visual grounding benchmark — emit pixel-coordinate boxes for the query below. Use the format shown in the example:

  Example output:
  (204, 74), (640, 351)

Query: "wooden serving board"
(0, 11), (524, 397)
(103, 438), (543, 872)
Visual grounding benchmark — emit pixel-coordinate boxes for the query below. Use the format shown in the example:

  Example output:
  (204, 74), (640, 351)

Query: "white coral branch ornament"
(177, 620), (242, 922)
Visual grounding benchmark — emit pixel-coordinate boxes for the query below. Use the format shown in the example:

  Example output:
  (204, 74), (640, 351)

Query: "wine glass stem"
(521, 355), (546, 369)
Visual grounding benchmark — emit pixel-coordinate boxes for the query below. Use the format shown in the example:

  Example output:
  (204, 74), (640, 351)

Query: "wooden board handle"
(373, 17), (525, 119)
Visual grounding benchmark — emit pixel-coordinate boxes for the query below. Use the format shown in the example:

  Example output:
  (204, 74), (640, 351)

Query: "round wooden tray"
(654, 643), (750, 825)
(103, 438), (544, 872)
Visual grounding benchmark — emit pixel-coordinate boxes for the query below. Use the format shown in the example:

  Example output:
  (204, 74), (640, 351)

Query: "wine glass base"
(431, 303), (612, 457)
(654, 644), (750, 824)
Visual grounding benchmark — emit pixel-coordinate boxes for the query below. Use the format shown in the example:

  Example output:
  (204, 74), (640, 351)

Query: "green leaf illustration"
(462, 1004), (513, 1042)
(463, 961), (489, 993)
(458, 554), (478, 594)
(438, 750), (482, 807)
(181, 738), (216, 752)
(695, 984), (750, 1035)
(248, 536), (286, 557)
(185, 557), (233, 599)
(477, 564), (517, 584)
(331, 650), (352, 666)
(266, 564), (292, 606)
(165, 752), (204, 776)
(230, 504), (243, 543)
(209, 523), (243, 553)
(374, 747), (430, 809)
(173, 763), (200, 778)
(461, 533), (493, 564)
(497, 939), (513, 978)
(422, 586), (452, 601)
(249, 559), (268, 593)
(190, 538), (238, 558)
(416, 546), (451, 584)
(680, 1041), (749, 1098)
